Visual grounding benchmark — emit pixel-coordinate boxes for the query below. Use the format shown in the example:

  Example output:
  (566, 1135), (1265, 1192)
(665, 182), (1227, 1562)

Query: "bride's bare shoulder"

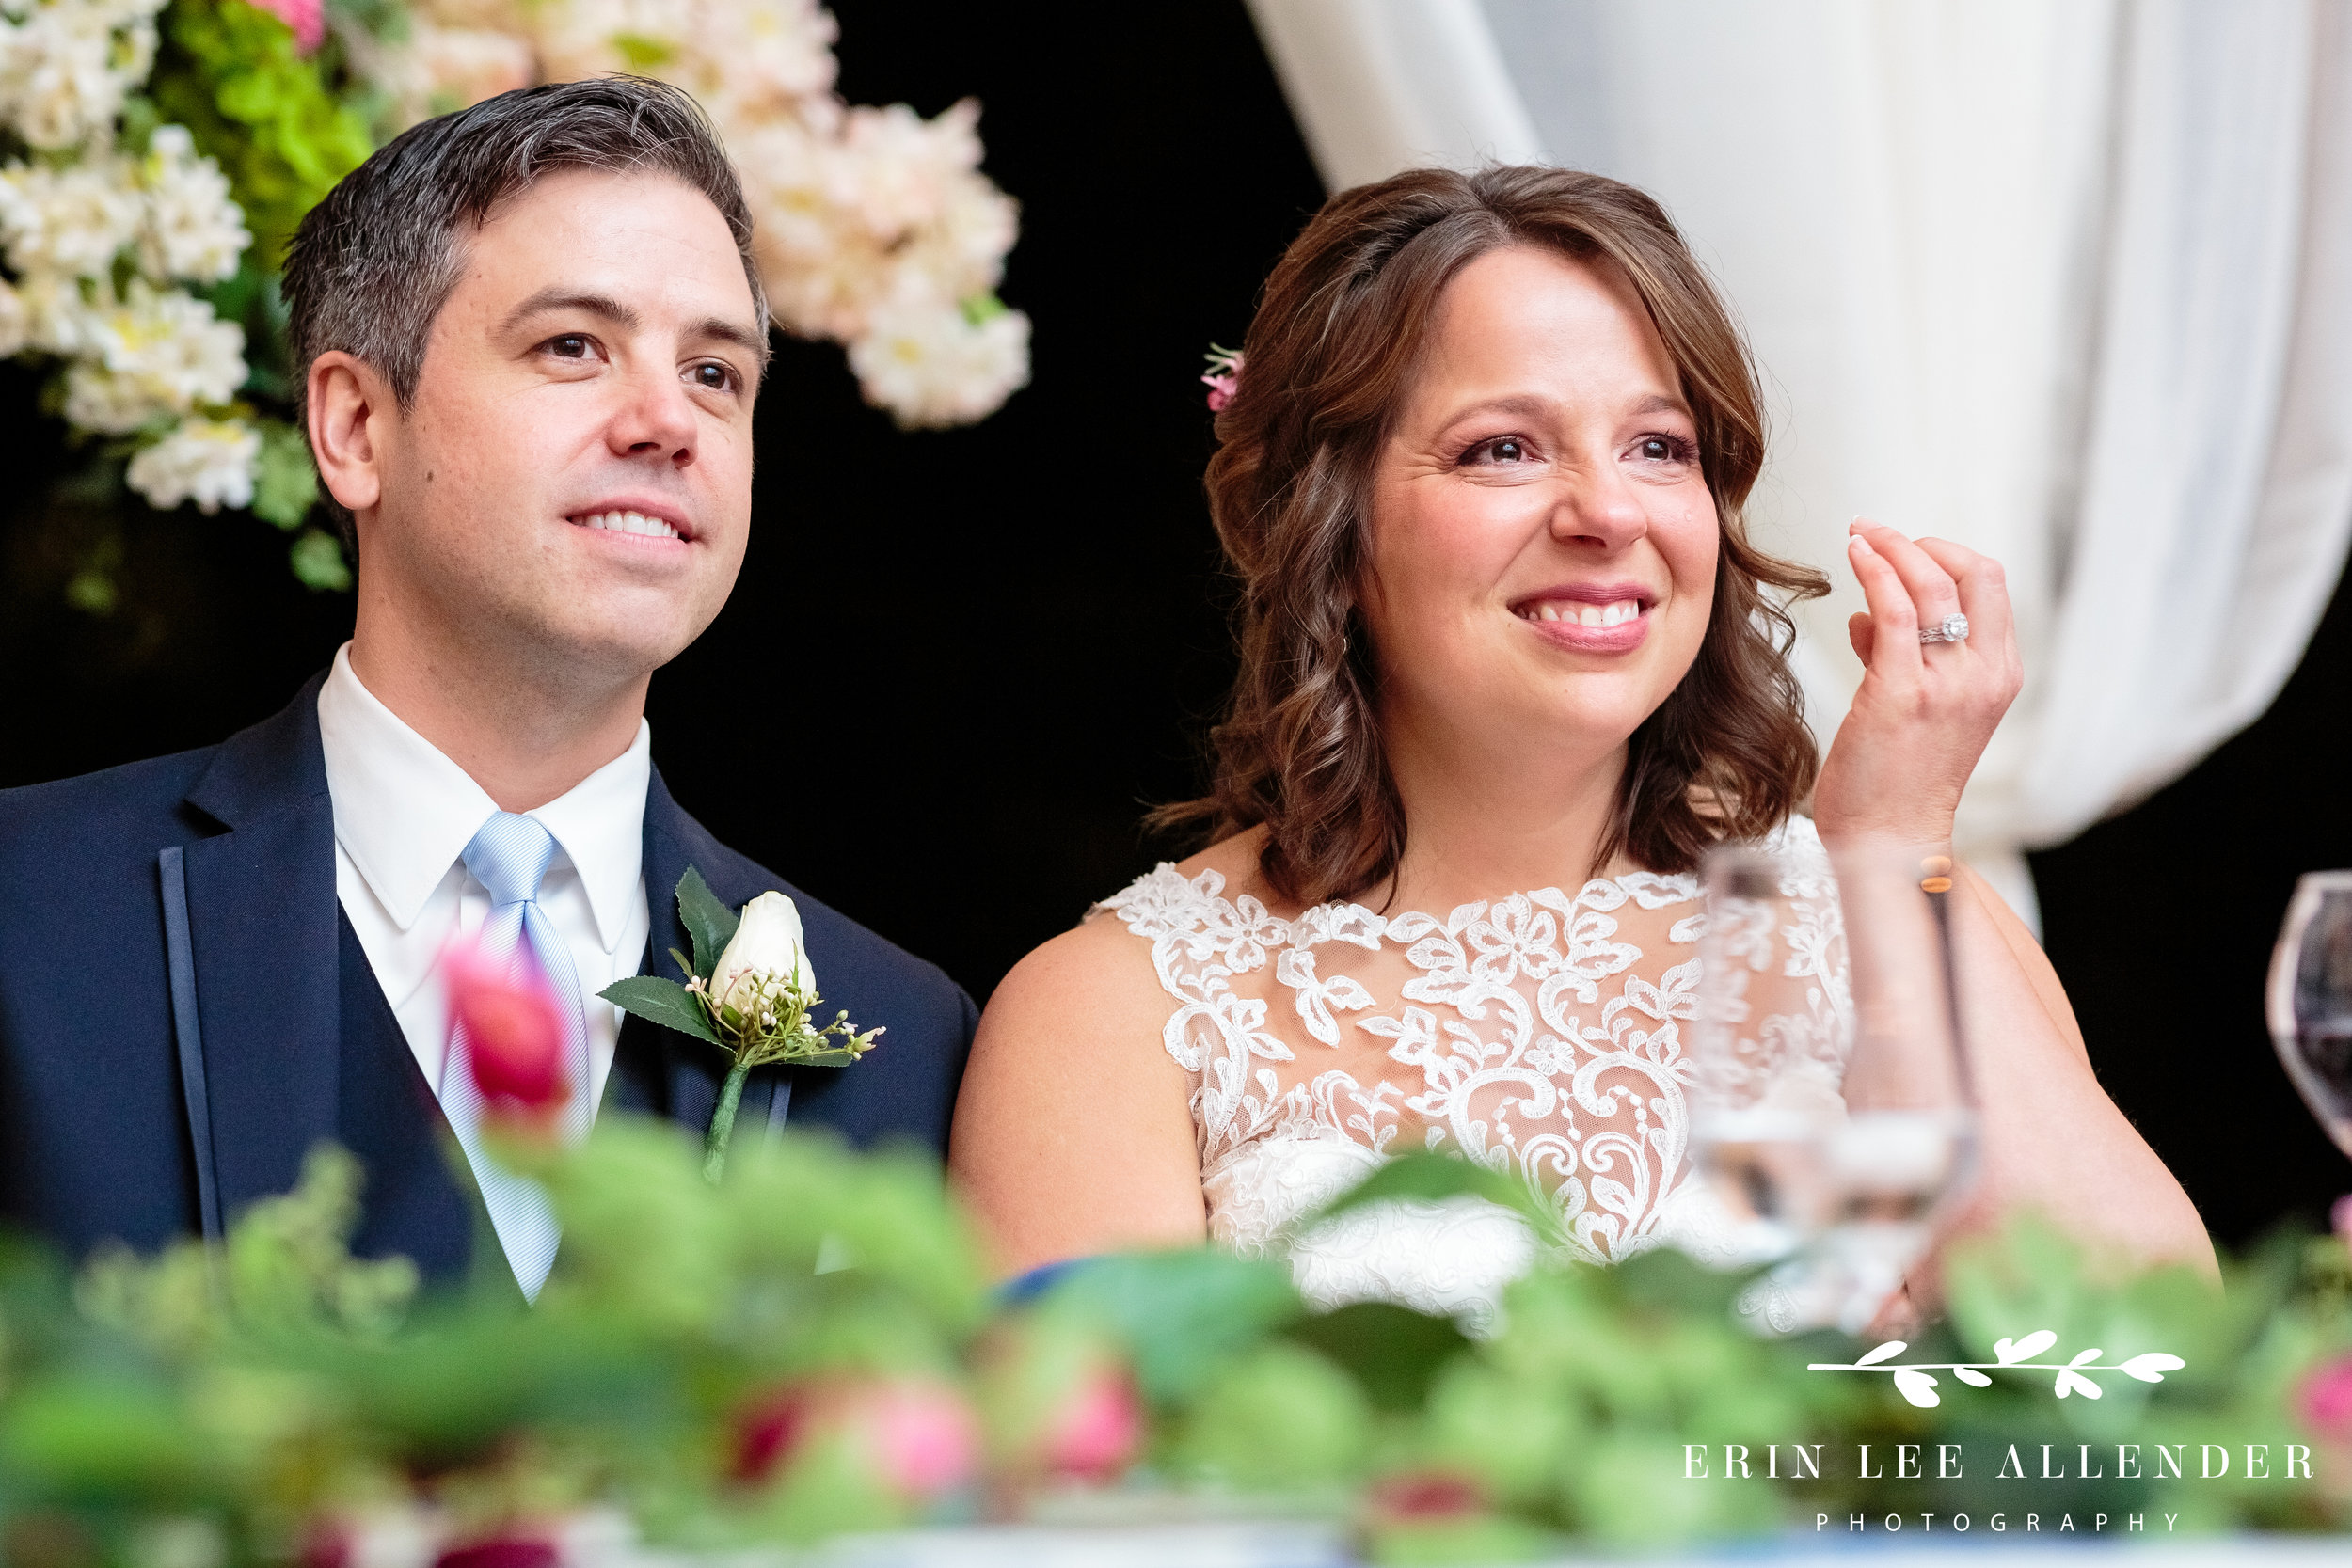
(956, 838), (1260, 1268)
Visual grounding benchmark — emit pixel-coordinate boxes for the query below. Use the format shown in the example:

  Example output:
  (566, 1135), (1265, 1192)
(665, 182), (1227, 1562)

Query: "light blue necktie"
(439, 812), (593, 1301)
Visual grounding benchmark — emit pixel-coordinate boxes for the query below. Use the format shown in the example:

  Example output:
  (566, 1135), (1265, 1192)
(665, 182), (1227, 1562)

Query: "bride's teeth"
(1519, 597), (1645, 626)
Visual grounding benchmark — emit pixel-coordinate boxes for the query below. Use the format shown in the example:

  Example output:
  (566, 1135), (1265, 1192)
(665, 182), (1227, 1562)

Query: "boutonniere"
(602, 868), (882, 1181)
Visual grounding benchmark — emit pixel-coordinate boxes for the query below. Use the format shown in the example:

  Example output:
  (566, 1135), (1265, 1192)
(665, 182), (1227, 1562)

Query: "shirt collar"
(530, 721), (652, 955)
(316, 643), (651, 952)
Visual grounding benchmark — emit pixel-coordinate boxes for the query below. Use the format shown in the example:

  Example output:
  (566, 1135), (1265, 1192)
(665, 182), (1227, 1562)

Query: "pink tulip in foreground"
(441, 939), (569, 1125)
(974, 1321), (1147, 1489)
(434, 1541), (557, 1568)
(735, 1378), (980, 1500)
(1039, 1366), (1145, 1483)
(1368, 1470), (1486, 1523)
(250, 0), (326, 51)
(2306, 1355), (2352, 1440)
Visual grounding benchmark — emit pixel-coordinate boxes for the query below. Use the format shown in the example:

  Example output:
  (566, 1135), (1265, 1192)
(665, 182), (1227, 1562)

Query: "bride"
(950, 166), (2212, 1315)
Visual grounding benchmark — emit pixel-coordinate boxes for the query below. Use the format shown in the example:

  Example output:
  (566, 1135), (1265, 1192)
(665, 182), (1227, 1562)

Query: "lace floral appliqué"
(1100, 823), (1849, 1306)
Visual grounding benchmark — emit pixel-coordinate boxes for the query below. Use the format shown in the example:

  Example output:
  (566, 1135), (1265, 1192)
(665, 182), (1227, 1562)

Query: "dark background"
(2, 1), (2344, 1246)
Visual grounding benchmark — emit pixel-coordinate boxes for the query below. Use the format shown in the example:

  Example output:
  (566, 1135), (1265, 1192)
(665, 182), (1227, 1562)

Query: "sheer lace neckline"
(1097, 819), (1847, 1296)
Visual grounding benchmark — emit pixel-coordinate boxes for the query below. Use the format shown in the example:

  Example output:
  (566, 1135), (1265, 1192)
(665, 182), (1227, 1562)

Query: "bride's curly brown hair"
(1153, 165), (1830, 908)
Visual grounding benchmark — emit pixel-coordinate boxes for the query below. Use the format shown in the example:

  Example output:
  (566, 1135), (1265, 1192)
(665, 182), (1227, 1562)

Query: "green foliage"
(600, 975), (723, 1047)
(249, 420), (318, 531)
(152, 1), (375, 272)
(287, 527), (352, 591)
(0, 1124), (2346, 1564)
(1028, 1248), (1299, 1405)
(609, 33), (680, 73)
(1170, 1341), (1372, 1489)
(1313, 1149), (1565, 1250)
(676, 866), (741, 981)
(1883, 1217), (2352, 1533)
(1287, 1302), (1470, 1415)
(80, 1145), (417, 1359)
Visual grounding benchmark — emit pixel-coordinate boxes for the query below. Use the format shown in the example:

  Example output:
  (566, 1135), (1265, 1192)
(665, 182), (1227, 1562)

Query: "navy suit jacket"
(0, 674), (976, 1264)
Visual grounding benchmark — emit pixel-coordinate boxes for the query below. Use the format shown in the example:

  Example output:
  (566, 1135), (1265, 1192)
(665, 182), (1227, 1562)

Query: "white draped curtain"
(1247, 0), (2352, 924)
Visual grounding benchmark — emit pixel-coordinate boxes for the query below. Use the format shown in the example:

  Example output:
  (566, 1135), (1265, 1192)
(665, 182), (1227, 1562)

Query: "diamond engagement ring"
(1919, 613), (1969, 644)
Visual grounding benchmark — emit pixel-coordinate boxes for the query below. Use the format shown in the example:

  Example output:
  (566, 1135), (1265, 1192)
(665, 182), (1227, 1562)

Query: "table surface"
(791, 1522), (2352, 1568)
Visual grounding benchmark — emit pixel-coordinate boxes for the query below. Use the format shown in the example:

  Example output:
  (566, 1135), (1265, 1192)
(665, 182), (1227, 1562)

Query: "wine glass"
(1687, 839), (1980, 1335)
(2265, 872), (2352, 1161)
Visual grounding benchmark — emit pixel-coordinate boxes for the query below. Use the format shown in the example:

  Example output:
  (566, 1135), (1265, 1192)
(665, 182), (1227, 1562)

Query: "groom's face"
(366, 167), (764, 682)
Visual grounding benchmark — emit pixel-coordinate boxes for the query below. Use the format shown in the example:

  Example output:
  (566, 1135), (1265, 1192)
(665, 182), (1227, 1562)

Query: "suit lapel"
(179, 676), (342, 1222)
(623, 770), (785, 1132)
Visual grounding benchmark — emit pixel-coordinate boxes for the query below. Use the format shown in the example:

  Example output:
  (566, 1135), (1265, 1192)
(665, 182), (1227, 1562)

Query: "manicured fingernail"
(1849, 535), (1875, 557)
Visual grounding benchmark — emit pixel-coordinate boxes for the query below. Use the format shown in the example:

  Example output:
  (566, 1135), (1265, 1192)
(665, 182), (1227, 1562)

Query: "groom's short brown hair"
(283, 75), (767, 541)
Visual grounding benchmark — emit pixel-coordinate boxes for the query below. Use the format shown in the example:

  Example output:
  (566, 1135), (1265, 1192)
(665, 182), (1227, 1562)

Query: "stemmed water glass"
(1687, 840), (1980, 1335)
(2265, 872), (2352, 1164)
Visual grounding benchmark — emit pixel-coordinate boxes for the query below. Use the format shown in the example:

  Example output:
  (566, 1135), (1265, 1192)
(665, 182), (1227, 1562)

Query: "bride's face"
(1360, 245), (1719, 765)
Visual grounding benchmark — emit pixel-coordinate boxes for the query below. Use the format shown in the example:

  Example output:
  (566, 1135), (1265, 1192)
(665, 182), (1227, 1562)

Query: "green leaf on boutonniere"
(787, 1047), (861, 1068)
(676, 865), (739, 979)
(600, 975), (723, 1046)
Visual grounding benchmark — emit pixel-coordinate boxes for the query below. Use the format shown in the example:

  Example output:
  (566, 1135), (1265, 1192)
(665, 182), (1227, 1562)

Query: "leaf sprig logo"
(1810, 1330), (2186, 1408)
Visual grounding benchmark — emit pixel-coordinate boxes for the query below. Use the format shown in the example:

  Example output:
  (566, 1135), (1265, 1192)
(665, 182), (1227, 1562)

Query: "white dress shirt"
(316, 642), (652, 1123)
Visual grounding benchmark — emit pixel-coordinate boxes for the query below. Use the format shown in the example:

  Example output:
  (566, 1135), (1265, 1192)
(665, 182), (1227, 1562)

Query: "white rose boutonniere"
(602, 869), (883, 1181)
(711, 893), (818, 1011)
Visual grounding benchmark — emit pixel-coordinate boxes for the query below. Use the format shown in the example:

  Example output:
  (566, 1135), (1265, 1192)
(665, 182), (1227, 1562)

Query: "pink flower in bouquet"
(1368, 1470), (1486, 1523)
(2305, 1355), (2352, 1440)
(734, 1378), (979, 1500)
(866, 1381), (984, 1497)
(973, 1321), (1147, 1488)
(299, 1508), (444, 1568)
(441, 939), (569, 1124)
(435, 1541), (557, 1568)
(1038, 1366), (1145, 1483)
(735, 1385), (814, 1483)
(249, 0), (326, 53)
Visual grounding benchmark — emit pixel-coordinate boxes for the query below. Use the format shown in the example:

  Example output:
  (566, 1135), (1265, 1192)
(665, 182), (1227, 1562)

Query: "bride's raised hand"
(1809, 519), (2024, 848)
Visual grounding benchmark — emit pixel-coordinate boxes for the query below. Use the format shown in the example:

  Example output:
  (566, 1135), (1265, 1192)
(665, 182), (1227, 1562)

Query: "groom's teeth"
(576, 510), (680, 539)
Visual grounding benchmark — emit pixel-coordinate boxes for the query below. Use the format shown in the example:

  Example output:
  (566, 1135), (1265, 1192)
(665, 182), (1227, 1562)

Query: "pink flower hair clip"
(1201, 344), (1243, 412)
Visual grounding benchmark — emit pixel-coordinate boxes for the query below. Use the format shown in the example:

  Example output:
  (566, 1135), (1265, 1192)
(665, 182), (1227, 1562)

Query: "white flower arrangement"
(123, 414), (258, 512)
(362, 0), (1030, 428)
(0, 0), (160, 151)
(0, 0), (262, 516)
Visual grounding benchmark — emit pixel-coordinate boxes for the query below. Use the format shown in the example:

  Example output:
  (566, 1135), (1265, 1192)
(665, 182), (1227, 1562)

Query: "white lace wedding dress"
(1095, 818), (1850, 1330)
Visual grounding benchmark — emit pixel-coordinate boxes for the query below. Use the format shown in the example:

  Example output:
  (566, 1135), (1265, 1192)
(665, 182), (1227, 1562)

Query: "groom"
(0, 79), (974, 1293)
